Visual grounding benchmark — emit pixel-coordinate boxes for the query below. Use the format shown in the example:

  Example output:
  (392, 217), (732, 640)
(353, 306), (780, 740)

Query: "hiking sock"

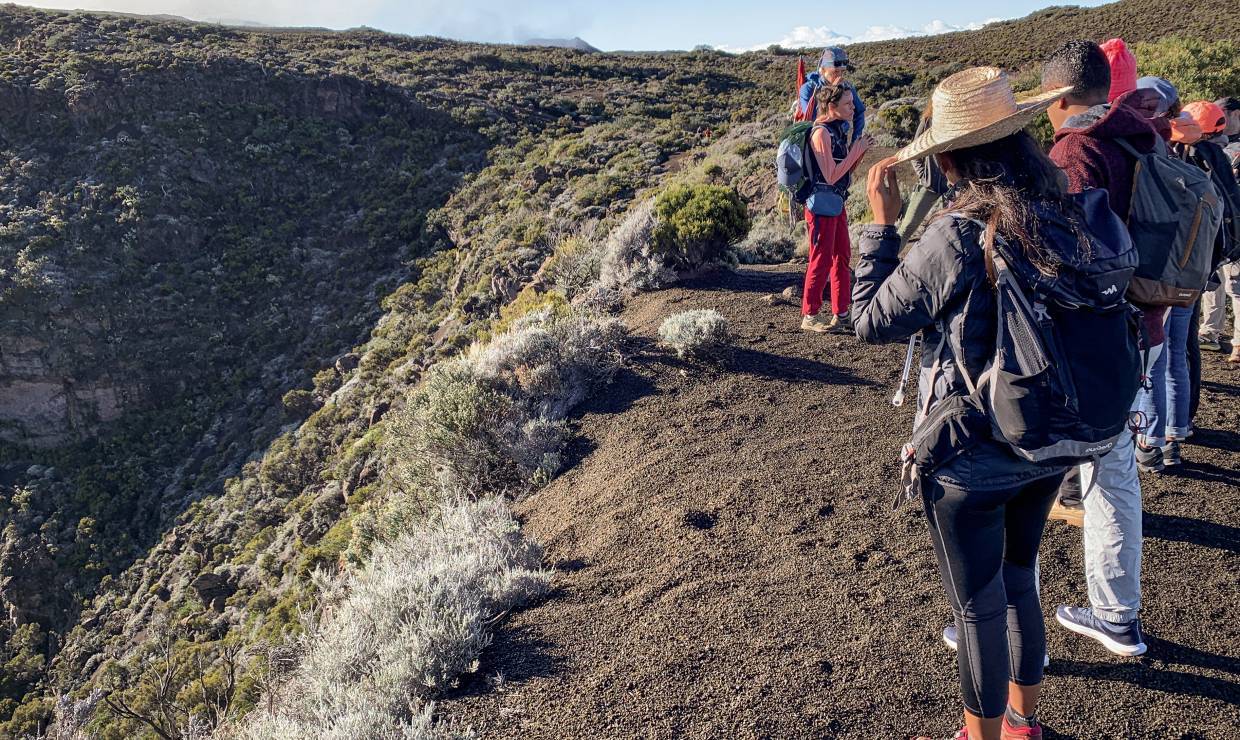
(1005, 705), (1038, 728)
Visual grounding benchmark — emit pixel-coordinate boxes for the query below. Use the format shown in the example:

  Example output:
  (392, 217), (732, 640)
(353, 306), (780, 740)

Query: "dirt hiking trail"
(440, 265), (1240, 739)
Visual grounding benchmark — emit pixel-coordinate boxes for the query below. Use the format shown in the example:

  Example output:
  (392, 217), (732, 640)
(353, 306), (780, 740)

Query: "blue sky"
(20, 0), (1113, 50)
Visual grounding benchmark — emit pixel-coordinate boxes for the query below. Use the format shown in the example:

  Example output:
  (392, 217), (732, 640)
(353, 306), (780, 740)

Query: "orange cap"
(1183, 100), (1227, 135)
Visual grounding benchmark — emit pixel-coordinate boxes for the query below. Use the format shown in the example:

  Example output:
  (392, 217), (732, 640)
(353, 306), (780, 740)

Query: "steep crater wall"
(0, 62), (481, 445)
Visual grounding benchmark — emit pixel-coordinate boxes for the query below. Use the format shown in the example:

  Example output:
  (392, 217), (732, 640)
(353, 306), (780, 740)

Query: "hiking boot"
(826, 312), (852, 333)
(1001, 715), (1043, 739)
(943, 625), (1049, 667)
(1162, 440), (1182, 467)
(1135, 443), (1165, 473)
(1230, 346), (1240, 363)
(1048, 499), (1084, 527)
(801, 313), (831, 333)
(1055, 605), (1147, 656)
(1198, 333), (1222, 351)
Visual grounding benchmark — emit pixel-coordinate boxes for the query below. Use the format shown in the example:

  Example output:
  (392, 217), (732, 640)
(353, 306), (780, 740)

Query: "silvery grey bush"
(241, 212), (644, 737)
(383, 308), (627, 500)
(35, 690), (102, 740)
(598, 200), (676, 295)
(234, 496), (547, 740)
(733, 217), (795, 264)
(243, 306), (627, 736)
(659, 309), (730, 359)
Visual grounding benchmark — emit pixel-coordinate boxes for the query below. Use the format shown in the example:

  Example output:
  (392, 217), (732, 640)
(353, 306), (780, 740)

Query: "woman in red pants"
(801, 82), (872, 332)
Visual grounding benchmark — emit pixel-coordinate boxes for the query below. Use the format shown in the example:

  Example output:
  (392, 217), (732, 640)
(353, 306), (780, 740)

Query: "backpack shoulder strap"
(919, 329), (949, 421)
(804, 123), (827, 181)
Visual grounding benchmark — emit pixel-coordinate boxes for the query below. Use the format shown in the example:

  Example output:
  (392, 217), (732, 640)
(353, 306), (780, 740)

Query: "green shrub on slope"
(1133, 37), (1240, 101)
(652, 184), (750, 268)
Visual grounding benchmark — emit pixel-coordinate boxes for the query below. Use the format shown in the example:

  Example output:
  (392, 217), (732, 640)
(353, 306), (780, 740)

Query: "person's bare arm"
(811, 128), (870, 186)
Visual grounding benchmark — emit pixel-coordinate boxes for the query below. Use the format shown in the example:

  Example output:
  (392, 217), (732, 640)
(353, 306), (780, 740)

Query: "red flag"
(794, 56), (808, 120)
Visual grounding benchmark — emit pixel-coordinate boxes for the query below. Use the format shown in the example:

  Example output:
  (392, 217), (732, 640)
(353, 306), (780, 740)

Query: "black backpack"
(958, 190), (1143, 467)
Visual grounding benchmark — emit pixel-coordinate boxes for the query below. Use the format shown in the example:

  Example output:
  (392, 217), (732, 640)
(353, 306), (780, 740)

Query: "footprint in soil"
(683, 510), (716, 530)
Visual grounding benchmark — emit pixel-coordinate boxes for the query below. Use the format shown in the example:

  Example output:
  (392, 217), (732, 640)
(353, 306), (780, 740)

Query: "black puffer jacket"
(851, 212), (1068, 490)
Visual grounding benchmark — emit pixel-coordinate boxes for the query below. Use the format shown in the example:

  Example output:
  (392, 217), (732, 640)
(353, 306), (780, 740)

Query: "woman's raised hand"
(866, 155), (902, 226)
(852, 134), (875, 154)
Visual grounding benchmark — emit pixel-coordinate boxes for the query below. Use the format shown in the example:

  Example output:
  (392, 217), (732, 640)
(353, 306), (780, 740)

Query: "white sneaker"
(942, 624), (1050, 667)
(801, 313), (831, 333)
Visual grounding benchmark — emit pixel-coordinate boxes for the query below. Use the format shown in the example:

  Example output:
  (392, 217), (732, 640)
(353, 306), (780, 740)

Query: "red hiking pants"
(802, 209), (851, 317)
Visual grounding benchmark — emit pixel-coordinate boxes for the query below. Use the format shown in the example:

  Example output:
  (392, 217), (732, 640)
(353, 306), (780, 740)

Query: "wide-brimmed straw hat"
(895, 67), (1070, 163)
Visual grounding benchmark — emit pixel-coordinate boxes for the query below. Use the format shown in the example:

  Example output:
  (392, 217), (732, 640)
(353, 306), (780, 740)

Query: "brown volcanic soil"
(439, 264), (1240, 739)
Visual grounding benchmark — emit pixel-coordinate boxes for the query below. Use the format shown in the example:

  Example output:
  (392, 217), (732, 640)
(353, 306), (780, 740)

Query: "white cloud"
(718, 16), (1005, 53)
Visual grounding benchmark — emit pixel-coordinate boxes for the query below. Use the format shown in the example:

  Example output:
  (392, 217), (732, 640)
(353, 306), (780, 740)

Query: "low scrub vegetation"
(233, 496), (547, 739)
(232, 304), (626, 735)
(734, 217), (796, 265)
(659, 310), (731, 359)
(383, 309), (627, 500)
(1133, 37), (1240, 102)
(596, 200), (676, 296)
(651, 184), (750, 268)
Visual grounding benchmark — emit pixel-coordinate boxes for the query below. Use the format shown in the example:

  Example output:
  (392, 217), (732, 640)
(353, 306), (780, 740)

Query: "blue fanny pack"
(806, 183), (845, 217)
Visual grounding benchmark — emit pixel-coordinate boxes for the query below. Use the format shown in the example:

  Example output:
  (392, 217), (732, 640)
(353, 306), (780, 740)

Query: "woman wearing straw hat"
(851, 67), (1111, 740)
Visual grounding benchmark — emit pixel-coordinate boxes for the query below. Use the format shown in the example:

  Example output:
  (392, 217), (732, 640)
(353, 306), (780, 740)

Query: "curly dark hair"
(1043, 40), (1110, 105)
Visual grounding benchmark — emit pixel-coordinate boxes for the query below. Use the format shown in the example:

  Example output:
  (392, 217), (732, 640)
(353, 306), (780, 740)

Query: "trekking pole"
(891, 333), (923, 407)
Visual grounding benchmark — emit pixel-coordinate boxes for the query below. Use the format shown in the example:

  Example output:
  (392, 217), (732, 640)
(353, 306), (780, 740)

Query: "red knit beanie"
(1101, 38), (1137, 103)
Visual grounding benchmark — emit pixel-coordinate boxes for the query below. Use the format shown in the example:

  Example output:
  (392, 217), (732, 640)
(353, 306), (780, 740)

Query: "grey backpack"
(1115, 138), (1221, 306)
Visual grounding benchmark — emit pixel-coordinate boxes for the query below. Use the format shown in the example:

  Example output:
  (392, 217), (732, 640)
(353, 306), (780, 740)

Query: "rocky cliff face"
(0, 336), (130, 446)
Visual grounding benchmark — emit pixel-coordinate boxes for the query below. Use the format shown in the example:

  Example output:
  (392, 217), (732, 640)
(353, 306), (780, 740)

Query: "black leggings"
(922, 472), (1063, 718)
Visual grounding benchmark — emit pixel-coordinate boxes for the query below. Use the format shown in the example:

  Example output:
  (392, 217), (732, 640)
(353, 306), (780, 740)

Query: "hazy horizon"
(15, 0), (1114, 51)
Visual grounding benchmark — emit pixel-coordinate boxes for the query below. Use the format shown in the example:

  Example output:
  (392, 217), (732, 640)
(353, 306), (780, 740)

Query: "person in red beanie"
(1099, 38), (1137, 103)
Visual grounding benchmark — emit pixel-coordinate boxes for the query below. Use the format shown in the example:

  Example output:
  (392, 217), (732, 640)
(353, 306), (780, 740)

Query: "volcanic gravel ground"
(439, 265), (1240, 739)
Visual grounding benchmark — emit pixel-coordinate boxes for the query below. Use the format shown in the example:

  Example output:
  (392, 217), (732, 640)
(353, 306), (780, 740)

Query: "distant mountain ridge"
(523, 36), (600, 52)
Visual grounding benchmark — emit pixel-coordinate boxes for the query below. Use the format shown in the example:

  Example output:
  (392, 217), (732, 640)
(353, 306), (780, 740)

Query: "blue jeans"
(1164, 306), (1194, 439)
(1137, 344), (1167, 449)
(1138, 306), (1193, 446)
